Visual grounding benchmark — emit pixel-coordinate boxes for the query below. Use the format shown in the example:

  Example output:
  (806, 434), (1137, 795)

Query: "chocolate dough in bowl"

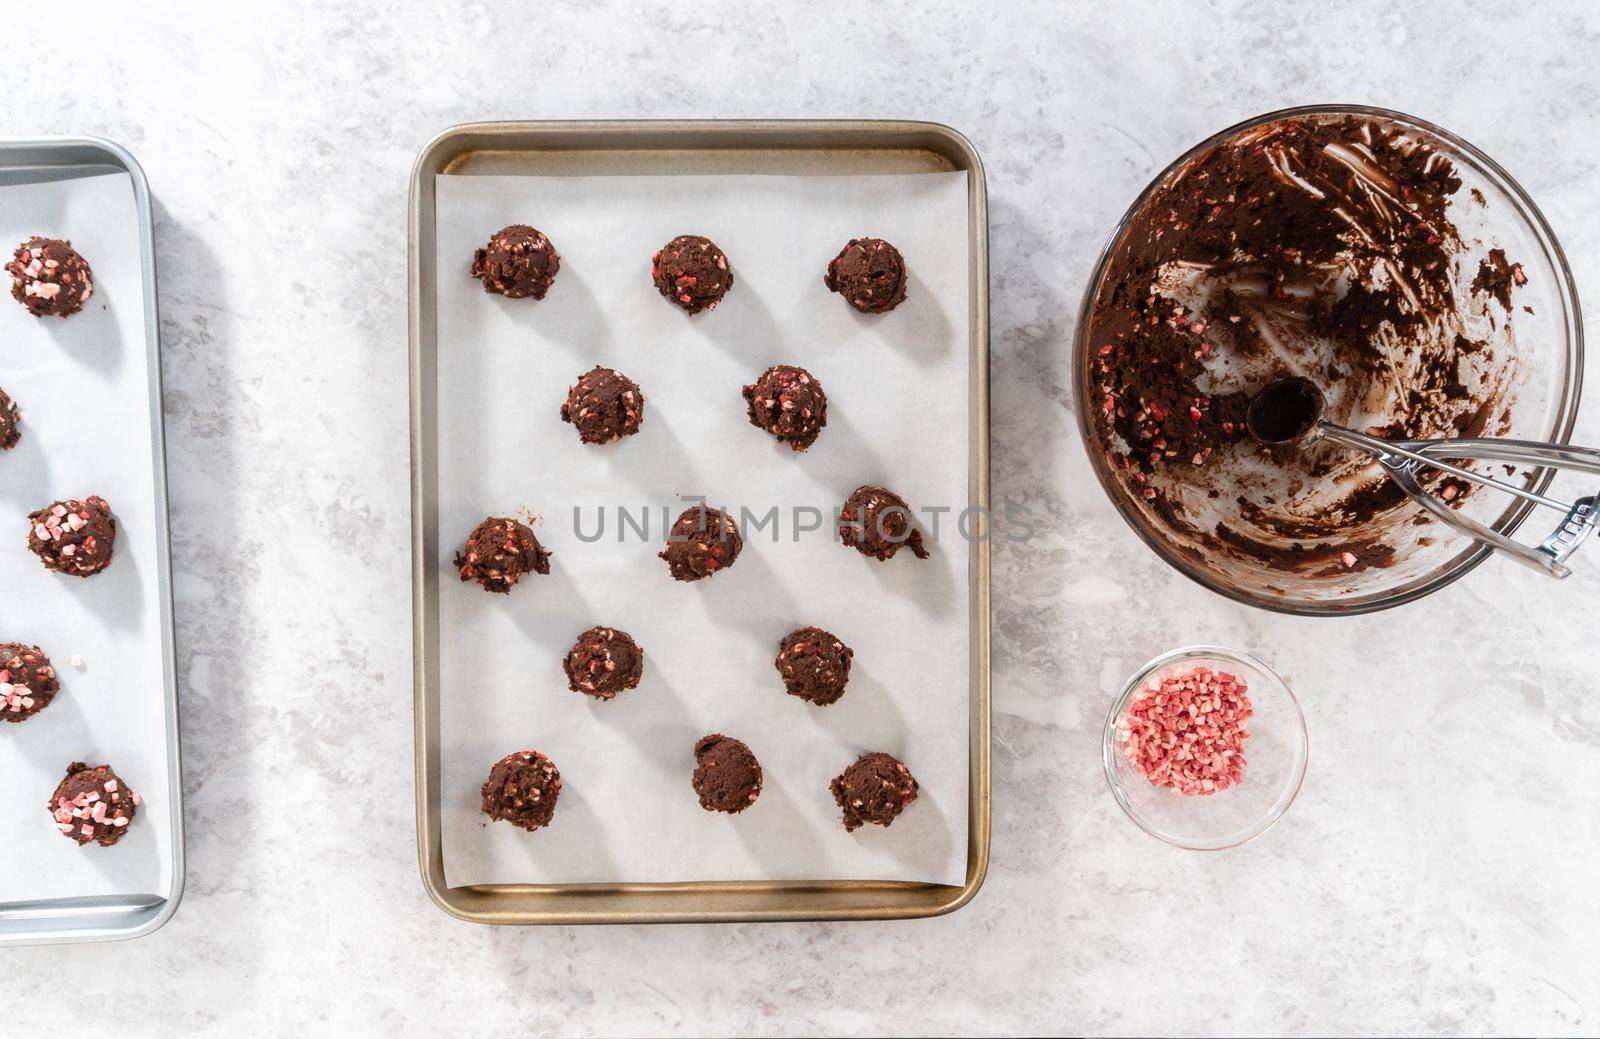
(1074, 105), (1582, 614)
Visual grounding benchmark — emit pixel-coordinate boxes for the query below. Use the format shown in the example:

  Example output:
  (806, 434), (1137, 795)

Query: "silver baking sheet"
(0, 137), (184, 946)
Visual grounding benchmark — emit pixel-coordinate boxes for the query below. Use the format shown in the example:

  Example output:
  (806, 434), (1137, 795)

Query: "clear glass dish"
(1102, 646), (1307, 850)
(1073, 104), (1584, 615)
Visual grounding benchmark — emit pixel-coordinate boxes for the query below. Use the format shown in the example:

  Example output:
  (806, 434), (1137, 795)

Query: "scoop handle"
(1318, 425), (1567, 512)
(1396, 436), (1600, 476)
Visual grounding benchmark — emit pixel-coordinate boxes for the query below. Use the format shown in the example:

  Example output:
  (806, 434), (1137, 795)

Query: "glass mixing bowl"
(1073, 104), (1584, 614)
(1103, 646), (1307, 850)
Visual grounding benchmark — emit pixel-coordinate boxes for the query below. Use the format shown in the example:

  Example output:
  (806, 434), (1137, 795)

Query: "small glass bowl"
(1102, 646), (1307, 850)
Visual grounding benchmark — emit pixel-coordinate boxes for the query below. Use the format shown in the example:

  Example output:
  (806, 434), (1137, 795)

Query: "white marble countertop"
(6, 2), (1600, 1035)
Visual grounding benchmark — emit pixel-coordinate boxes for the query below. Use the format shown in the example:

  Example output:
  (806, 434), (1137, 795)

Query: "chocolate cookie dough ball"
(830, 752), (919, 832)
(659, 505), (743, 582)
(1, 643), (60, 722)
(561, 365), (644, 445)
(839, 484), (928, 561)
(824, 237), (908, 314)
(0, 386), (18, 451)
(775, 626), (853, 706)
(563, 625), (644, 701)
(27, 496), (116, 577)
(6, 237), (94, 318)
(480, 750), (561, 832)
(651, 234), (733, 314)
(470, 224), (560, 300)
(49, 762), (140, 847)
(691, 734), (763, 814)
(454, 515), (551, 594)
(743, 365), (828, 451)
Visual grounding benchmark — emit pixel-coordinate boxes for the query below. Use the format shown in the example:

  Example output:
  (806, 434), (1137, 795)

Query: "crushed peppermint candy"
(1119, 665), (1252, 796)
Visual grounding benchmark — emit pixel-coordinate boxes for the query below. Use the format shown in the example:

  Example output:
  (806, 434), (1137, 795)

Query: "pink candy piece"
(1120, 665), (1253, 796)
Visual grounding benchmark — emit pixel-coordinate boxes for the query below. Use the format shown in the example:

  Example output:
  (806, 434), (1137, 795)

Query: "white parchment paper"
(435, 171), (971, 886)
(0, 171), (175, 902)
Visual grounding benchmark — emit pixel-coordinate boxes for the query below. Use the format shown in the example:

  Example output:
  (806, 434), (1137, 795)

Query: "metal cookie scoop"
(1245, 378), (1600, 578)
